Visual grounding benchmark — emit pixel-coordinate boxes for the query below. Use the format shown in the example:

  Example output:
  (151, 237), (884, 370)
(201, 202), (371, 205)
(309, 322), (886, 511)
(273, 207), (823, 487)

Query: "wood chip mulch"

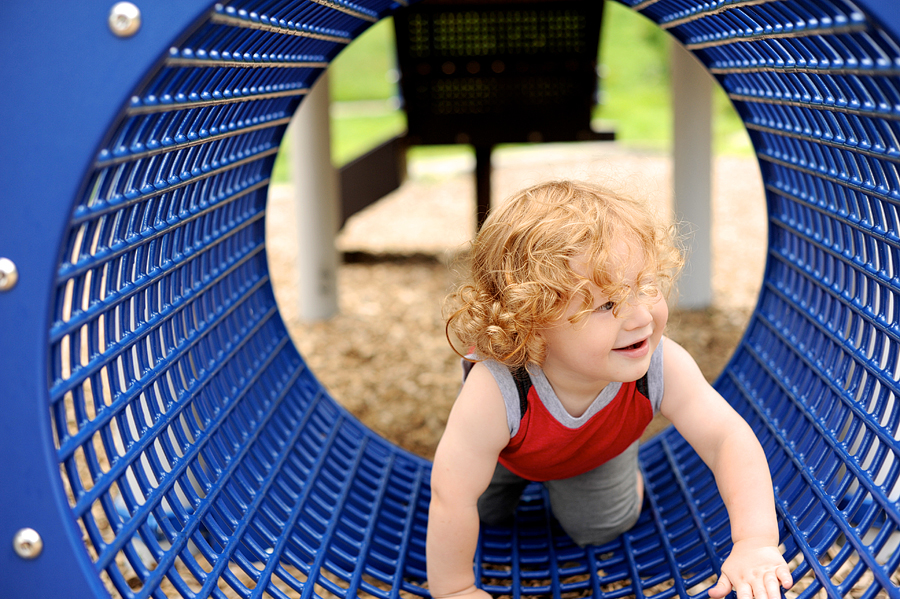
(267, 145), (767, 459)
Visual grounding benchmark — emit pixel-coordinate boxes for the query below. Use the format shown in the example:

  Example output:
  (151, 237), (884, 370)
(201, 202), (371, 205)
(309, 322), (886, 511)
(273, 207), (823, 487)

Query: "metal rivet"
(13, 528), (43, 559)
(0, 257), (18, 291)
(109, 2), (141, 37)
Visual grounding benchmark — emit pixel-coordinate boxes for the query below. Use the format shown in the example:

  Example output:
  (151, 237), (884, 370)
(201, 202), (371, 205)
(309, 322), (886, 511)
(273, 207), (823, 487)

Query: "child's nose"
(623, 300), (653, 330)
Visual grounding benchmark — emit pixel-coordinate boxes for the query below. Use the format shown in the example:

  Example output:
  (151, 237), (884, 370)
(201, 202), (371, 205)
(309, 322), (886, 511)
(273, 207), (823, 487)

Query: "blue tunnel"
(1, 0), (899, 597)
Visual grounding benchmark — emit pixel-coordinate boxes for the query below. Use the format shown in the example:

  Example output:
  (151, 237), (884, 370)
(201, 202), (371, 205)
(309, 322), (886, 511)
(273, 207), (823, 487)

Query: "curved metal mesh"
(44, 0), (900, 597)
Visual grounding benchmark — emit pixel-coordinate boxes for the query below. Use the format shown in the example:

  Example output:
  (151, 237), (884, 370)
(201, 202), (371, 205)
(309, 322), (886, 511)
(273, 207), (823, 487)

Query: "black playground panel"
(0, 0), (899, 598)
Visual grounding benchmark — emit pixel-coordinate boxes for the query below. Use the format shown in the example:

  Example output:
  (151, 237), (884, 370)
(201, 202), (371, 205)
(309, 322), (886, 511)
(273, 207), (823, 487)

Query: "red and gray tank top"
(467, 342), (665, 482)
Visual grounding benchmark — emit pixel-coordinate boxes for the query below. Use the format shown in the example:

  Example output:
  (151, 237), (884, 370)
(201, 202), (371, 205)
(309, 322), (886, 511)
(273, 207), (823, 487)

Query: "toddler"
(427, 181), (793, 599)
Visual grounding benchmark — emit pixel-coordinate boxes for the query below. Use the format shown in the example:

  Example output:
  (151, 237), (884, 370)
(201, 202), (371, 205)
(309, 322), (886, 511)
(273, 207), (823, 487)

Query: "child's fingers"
(730, 568), (792, 599)
(749, 577), (771, 599)
(763, 571), (784, 599)
(707, 573), (732, 599)
(777, 565), (794, 590)
(733, 582), (754, 599)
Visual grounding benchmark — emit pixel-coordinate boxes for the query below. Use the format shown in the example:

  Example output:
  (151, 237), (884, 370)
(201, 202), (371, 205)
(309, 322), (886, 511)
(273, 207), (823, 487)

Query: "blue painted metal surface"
(0, 0), (899, 597)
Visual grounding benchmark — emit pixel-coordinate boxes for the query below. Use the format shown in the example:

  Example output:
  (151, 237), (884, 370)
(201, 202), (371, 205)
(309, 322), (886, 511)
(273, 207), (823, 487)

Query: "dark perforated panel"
(1, 0), (898, 597)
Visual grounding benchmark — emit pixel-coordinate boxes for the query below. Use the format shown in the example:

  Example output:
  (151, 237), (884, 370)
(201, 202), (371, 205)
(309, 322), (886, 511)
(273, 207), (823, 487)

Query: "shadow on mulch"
(342, 251), (448, 265)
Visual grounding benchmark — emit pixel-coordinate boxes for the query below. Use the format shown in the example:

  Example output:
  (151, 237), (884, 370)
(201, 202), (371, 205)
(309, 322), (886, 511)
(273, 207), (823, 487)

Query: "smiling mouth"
(615, 339), (647, 351)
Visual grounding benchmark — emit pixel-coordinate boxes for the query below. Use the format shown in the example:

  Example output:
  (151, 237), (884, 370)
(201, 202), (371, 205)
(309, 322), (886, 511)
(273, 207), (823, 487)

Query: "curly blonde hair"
(446, 180), (684, 368)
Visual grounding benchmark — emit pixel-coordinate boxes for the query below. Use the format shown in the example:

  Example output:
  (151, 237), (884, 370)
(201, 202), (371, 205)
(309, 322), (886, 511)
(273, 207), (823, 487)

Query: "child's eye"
(595, 301), (616, 312)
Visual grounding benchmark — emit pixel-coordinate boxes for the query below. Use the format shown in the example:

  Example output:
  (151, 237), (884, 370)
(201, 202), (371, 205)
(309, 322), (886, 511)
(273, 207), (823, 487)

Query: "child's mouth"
(615, 339), (647, 352)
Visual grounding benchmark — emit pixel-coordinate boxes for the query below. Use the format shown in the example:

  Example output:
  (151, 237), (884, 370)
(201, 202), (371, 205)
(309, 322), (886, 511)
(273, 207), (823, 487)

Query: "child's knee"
(477, 494), (519, 526)
(558, 504), (641, 547)
(477, 466), (530, 526)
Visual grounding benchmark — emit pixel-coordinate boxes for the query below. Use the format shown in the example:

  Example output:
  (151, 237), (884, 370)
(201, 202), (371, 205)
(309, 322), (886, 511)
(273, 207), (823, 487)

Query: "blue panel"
(0, 3), (218, 597)
(2, 0), (900, 597)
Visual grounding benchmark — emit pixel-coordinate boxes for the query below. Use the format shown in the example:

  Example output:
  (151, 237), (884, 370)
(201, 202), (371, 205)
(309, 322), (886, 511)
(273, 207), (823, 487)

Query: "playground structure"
(1, 1), (900, 598)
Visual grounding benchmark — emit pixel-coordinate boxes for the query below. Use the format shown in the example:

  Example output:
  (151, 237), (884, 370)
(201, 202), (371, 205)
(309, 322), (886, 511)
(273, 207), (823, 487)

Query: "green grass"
(271, 2), (754, 185)
(596, 1), (673, 150)
(271, 109), (407, 184)
(329, 19), (400, 102)
(597, 1), (752, 155)
(330, 110), (407, 166)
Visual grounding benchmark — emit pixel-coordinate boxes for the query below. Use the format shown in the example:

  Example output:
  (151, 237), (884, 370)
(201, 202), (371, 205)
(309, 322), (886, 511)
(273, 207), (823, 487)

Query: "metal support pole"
(671, 41), (713, 309)
(475, 144), (493, 230)
(290, 72), (340, 320)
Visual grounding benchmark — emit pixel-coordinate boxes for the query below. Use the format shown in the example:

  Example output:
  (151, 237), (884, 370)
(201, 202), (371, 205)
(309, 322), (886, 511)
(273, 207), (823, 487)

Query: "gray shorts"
(477, 441), (642, 547)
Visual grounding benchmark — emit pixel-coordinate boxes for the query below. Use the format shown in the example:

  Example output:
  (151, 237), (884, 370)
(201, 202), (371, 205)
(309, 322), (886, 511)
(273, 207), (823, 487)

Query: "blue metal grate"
(1, 0), (900, 597)
(45, 2), (432, 597)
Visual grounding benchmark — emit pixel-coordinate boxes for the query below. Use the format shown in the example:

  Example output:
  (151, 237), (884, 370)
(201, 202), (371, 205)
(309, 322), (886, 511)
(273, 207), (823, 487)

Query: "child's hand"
(709, 537), (793, 599)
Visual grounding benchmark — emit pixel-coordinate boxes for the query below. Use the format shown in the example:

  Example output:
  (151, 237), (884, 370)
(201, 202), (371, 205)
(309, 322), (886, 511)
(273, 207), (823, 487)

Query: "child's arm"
(660, 338), (793, 599)
(427, 363), (511, 599)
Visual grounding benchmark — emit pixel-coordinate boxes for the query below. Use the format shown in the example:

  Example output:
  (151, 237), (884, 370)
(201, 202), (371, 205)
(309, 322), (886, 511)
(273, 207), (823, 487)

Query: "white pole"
(671, 41), (713, 309)
(290, 72), (340, 320)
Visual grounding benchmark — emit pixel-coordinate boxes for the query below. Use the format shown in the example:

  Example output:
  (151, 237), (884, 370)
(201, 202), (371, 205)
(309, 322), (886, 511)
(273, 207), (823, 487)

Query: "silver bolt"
(0, 257), (17, 291)
(109, 2), (141, 37)
(13, 528), (43, 559)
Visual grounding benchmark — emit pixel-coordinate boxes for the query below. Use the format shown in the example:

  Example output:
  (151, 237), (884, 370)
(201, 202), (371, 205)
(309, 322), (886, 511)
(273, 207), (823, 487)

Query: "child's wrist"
(731, 534), (780, 549)
(430, 584), (479, 599)
(731, 531), (779, 547)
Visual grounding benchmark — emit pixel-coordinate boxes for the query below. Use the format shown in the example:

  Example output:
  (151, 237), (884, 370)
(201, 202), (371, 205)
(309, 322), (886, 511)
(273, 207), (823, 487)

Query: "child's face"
(540, 246), (668, 397)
